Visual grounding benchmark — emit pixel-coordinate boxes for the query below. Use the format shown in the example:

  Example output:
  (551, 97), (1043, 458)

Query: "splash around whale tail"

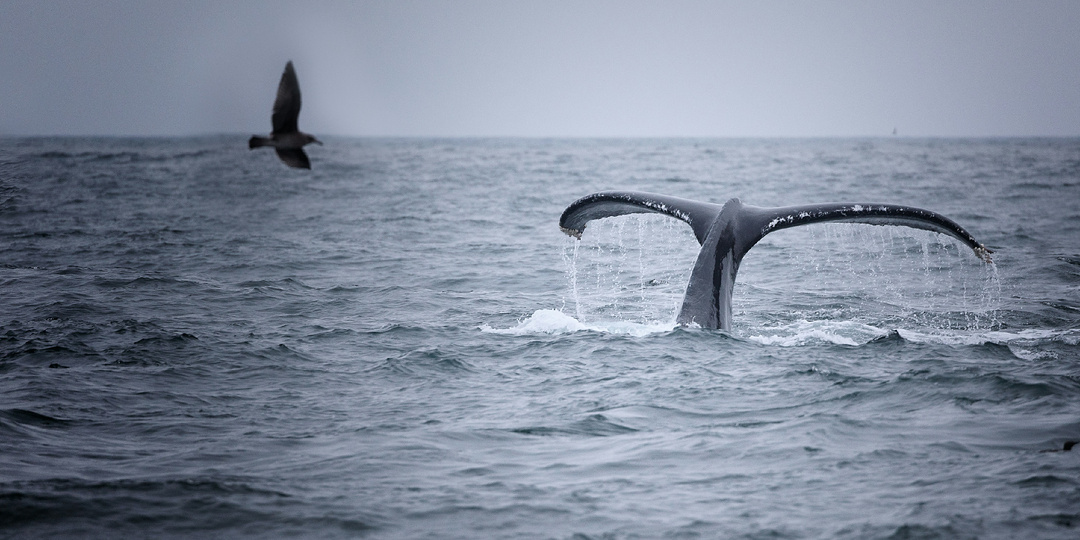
(559, 191), (993, 330)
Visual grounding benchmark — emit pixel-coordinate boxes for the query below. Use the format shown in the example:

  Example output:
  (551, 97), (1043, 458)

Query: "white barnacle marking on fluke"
(647, 201), (685, 220)
(766, 216), (788, 230)
(561, 194), (696, 240)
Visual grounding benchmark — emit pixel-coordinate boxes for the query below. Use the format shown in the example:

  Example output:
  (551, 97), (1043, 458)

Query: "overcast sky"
(2, 0), (1079, 137)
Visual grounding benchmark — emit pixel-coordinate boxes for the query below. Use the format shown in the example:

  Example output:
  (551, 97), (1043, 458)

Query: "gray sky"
(2, 0), (1079, 137)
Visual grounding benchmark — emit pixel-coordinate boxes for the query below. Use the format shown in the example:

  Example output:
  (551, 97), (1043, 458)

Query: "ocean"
(1, 136), (1078, 539)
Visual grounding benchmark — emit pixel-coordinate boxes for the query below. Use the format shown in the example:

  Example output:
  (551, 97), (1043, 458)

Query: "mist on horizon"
(2, 0), (1079, 138)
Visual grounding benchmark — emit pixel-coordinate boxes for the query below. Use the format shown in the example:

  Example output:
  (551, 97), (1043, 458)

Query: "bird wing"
(275, 148), (311, 169)
(271, 61), (302, 135)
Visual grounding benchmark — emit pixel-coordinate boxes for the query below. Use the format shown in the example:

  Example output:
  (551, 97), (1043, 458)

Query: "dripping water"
(564, 218), (1003, 333)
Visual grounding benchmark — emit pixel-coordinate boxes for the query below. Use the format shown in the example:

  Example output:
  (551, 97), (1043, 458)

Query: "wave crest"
(481, 309), (675, 336)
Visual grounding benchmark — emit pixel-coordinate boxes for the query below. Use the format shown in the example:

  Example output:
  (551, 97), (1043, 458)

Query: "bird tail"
(249, 136), (272, 149)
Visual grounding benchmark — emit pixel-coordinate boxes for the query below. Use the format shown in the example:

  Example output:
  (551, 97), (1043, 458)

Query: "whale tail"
(559, 191), (993, 330)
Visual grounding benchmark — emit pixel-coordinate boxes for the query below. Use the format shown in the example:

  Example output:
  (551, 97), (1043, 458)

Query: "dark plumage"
(249, 61), (322, 169)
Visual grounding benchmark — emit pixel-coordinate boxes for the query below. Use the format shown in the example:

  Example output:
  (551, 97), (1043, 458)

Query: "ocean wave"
(0, 476), (374, 536)
(370, 347), (478, 376)
(897, 327), (1080, 348)
(746, 320), (889, 346)
(510, 413), (638, 437)
(480, 309), (676, 336)
(25, 149), (217, 164)
(0, 409), (70, 429)
(484, 312), (1080, 352)
(743, 320), (1080, 351)
(3, 136), (1079, 539)
(0, 409), (73, 441)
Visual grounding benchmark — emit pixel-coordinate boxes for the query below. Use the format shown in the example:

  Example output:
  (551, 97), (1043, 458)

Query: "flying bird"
(249, 61), (322, 169)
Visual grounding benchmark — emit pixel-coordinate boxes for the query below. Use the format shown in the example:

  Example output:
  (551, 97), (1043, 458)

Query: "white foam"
(1008, 347), (1058, 361)
(480, 309), (675, 337)
(897, 327), (1080, 347)
(484, 313), (1079, 352)
(744, 321), (1080, 349)
(746, 320), (889, 347)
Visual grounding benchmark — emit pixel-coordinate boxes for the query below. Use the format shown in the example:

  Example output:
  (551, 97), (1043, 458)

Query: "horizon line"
(4, 132), (1080, 140)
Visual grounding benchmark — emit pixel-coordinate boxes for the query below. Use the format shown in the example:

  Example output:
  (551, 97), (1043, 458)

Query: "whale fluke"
(560, 191), (724, 244)
(560, 191), (993, 330)
(249, 61), (322, 169)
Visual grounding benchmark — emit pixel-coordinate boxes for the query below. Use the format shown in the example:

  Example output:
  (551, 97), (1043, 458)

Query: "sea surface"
(1, 137), (1078, 539)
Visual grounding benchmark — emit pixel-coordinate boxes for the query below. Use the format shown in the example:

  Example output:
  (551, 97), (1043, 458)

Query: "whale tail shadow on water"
(559, 191), (993, 330)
